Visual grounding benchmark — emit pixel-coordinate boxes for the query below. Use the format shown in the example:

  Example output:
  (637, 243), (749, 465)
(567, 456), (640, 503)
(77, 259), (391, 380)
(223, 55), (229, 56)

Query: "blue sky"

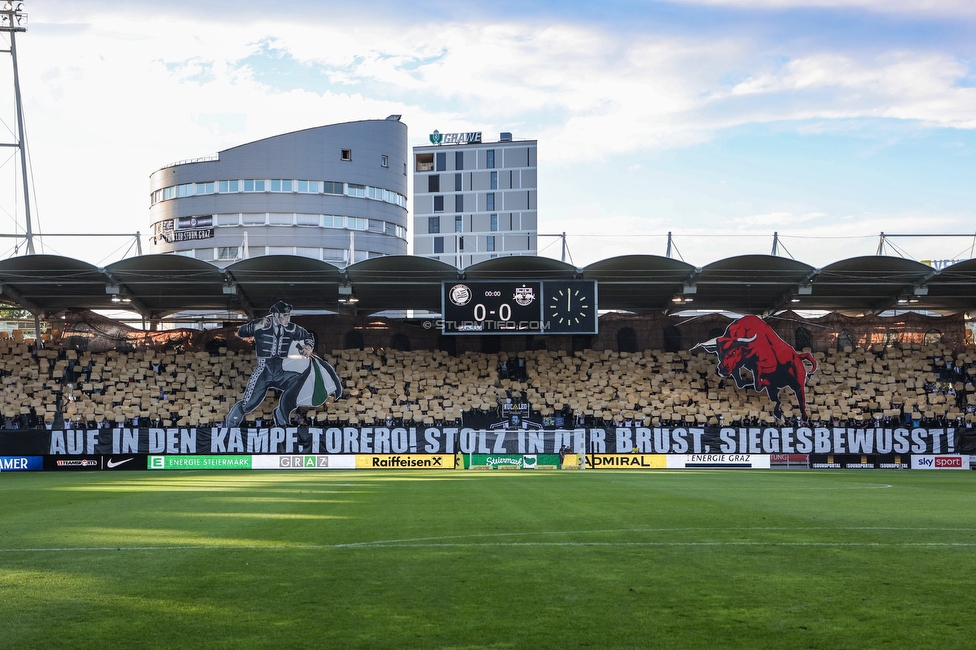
(0, 0), (971, 267)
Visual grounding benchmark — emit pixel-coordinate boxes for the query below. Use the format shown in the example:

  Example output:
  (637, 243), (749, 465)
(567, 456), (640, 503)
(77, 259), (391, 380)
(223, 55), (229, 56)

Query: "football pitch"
(2, 470), (975, 649)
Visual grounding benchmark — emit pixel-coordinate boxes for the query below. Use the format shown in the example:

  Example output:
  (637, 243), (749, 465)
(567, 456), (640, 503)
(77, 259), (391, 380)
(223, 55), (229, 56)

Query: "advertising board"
(911, 455), (970, 470)
(149, 455), (252, 470)
(356, 454), (456, 469)
(43, 455), (149, 471)
(464, 454), (562, 469)
(0, 456), (42, 471)
(251, 455), (356, 470)
(586, 454), (770, 469)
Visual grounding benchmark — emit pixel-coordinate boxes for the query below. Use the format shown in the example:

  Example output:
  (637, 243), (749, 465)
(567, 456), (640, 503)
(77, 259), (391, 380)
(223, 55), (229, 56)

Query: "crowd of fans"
(1, 330), (974, 431)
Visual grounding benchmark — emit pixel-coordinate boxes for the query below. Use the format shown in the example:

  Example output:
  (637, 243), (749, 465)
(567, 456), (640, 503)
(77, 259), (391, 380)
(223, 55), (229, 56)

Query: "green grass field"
(2, 469), (975, 649)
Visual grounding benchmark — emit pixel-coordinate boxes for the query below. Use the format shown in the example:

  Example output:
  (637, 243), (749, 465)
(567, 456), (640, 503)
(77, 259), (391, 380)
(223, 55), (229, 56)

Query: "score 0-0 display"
(442, 281), (543, 334)
(441, 280), (598, 335)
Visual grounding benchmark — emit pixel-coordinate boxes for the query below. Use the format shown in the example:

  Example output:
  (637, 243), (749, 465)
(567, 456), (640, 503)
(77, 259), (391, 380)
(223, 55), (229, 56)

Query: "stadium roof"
(0, 253), (972, 320)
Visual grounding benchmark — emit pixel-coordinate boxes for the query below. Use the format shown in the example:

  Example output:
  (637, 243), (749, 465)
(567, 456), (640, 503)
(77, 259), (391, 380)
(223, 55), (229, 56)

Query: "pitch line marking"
(3, 527), (976, 553)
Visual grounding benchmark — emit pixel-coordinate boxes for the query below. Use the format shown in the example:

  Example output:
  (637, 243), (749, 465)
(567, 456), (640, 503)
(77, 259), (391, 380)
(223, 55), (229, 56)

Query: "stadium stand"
(0, 329), (973, 430)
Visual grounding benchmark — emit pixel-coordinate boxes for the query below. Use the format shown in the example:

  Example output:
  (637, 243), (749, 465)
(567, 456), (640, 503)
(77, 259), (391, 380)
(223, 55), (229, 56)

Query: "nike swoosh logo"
(106, 458), (133, 468)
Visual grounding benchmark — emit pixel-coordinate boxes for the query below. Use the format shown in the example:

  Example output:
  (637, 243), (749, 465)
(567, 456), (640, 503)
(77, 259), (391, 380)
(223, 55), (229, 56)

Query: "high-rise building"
(149, 118), (408, 267)
(413, 131), (536, 267)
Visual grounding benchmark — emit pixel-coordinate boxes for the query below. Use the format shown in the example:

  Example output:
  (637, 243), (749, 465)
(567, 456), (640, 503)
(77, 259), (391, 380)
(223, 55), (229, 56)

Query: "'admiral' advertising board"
(587, 454), (770, 469)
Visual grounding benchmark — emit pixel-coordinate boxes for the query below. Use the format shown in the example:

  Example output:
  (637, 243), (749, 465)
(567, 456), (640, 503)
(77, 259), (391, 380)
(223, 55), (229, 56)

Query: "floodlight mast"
(0, 2), (33, 255)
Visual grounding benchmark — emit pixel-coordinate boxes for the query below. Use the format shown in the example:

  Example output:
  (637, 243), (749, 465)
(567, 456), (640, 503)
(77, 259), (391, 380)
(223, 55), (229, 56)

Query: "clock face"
(544, 281), (598, 334)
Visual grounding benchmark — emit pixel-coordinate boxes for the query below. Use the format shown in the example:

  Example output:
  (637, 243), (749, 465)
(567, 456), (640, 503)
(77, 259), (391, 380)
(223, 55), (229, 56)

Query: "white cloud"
(0, 4), (968, 265)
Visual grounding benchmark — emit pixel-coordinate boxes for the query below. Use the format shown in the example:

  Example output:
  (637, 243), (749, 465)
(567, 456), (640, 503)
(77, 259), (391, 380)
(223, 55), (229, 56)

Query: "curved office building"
(149, 118), (408, 266)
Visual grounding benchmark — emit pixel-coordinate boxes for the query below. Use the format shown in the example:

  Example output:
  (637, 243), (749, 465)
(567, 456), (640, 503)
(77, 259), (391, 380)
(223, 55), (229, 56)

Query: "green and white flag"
(295, 355), (343, 407)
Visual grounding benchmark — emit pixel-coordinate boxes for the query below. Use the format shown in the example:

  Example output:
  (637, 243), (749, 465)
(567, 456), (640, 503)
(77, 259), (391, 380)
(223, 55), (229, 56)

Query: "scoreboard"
(441, 280), (598, 335)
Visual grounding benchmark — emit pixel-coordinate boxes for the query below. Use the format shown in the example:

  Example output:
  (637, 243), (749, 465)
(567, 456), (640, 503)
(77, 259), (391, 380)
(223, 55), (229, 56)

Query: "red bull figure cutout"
(693, 315), (817, 421)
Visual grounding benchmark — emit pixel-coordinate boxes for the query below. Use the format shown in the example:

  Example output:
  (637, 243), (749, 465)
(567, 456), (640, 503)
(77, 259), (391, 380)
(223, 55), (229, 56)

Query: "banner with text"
(0, 426), (973, 458)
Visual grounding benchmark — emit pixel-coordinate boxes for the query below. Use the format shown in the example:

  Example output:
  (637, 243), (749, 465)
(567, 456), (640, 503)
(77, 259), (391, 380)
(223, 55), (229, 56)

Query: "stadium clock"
(542, 280), (598, 334)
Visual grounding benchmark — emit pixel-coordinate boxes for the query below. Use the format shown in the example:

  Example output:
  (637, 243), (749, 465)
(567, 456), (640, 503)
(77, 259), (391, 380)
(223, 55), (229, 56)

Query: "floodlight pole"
(0, 2), (33, 255)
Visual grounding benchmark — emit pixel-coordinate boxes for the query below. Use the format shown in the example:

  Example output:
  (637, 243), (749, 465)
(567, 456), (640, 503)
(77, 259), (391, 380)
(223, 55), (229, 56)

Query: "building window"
(428, 174), (440, 193)
(341, 149), (352, 161)
(243, 179), (266, 192)
(196, 182), (214, 195)
(490, 171), (498, 189)
(270, 179), (293, 192)
(436, 152), (446, 171)
(347, 184), (366, 198)
(433, 237), (444, 254)
(218, 180), (239, 193)
(455, 215), (463, 232)
(455, 151), (464, 170)
(242, 213), (266, 225)
(490, 213), (498, 231)
(323, 181), (343, 195)
(459, 236), (464, 251)
(433, 196), (444, 212)
(486, 193), (495, 211)
(455, 194), (463, 212)
(486, 149), (495, 169)
(428, 216), (440, 234)
(381, 155), (389, 168)
(217, 247), (239, 261)
(455, 173), (462, 192)
(416, 153), (434, 171)
(486, 236), (495, 252)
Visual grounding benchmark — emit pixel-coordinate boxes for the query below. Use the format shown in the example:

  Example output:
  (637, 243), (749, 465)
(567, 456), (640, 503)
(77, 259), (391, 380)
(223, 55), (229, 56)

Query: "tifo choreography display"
(0, 306), (975, 471)
(222, 302), (342, 428)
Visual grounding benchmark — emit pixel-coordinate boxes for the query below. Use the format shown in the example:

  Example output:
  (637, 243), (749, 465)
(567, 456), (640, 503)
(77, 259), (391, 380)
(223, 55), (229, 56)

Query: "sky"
(0, 0), (972, 269)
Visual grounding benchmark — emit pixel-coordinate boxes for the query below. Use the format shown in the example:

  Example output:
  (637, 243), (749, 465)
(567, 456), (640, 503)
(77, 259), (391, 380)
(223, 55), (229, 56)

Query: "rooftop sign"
(430, 130), (482, 145)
